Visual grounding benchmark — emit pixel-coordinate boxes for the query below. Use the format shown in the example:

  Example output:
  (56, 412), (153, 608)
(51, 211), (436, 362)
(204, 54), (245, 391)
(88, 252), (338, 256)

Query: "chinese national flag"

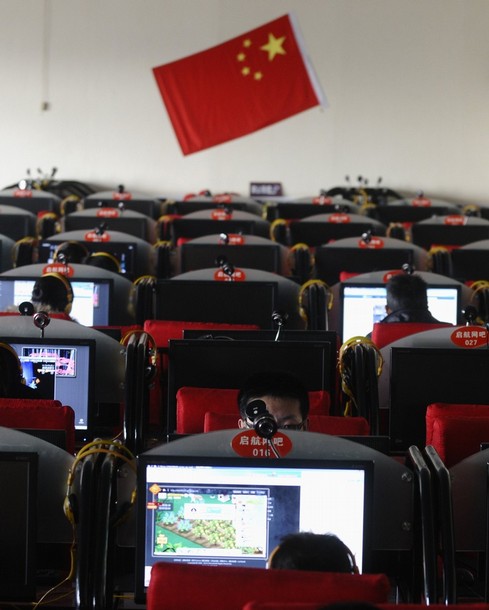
(153, 14), (326, 155)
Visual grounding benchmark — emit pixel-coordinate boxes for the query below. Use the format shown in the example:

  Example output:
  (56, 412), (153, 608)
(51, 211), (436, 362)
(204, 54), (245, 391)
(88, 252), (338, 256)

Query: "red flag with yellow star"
(152, 14), (326, 155)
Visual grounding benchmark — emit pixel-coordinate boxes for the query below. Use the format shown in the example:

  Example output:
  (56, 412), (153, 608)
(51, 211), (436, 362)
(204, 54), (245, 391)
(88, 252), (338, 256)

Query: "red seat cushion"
(430, 415), (489, 467)
(176, 387), (331, 434)
(146, 563), (390, 610)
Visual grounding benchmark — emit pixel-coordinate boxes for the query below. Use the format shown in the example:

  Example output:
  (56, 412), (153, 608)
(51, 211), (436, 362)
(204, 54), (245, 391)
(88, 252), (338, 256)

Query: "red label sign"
(219, 234), (245, 246)
(42, 263), (74, 277)
(211, 209), (233, 220)
(112, 191), (132, 201)
(213, 268), (246, 281)
(84, 230), (111, 242)
(450, 326), (488, 348)
(444, 215), (466, 226)
(13, 189), (33, 198)
(231, 430), (293, 458)
(96, 208), (120, 218)
(358, 237), (385, 249)
(213, 194), (232, 204)
(328, 213), (351, 224)
(382, 270), (403, 283)
(312, 196), (333, 205)
(411, 197), (432, 207)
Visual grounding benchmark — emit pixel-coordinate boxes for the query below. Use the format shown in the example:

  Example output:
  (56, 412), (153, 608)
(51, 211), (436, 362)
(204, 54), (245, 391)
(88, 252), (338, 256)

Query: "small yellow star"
(260, 33), (286, 61)
(237, 52), (246, 62)
(243, 39), (252, 48)
(242, 66), (250, 76)
(254, 72), (263, 81)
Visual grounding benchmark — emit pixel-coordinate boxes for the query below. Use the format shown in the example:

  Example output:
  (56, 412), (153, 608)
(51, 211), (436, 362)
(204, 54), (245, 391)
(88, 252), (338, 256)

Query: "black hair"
(31, 274), (72, 313)
(386, 273), (429, 313)
(54, 240), (89, 264)
(269, 532), (357, 573)
(237, 371), (309, 420)
(84, 251), (121, 274)
(0, 343), (22, 397)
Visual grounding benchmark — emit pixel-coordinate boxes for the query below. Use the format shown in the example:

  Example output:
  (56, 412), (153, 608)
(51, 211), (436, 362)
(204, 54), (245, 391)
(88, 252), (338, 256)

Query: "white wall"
(1, 0), (488, 203)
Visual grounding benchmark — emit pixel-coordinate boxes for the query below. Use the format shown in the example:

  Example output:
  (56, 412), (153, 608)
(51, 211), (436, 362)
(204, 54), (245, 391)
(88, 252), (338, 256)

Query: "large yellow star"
(260, 33), (286, 61)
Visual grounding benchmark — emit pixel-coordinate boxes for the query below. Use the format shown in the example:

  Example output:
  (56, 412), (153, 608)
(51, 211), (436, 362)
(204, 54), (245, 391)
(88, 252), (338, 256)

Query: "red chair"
(146, 562), (390, 610)
(204, 411), (370, 435)
(371, 322), (453, 349)
(0, 398), (76, 454)
(243, 604), (489, 610)
(176, 386), (331, 434)
(426, 402), (489, 467)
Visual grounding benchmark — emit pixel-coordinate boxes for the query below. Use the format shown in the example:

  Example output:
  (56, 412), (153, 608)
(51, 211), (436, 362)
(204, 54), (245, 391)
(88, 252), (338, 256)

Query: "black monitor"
(411, 221), (489, 250)
(156, 280), (278, 329)
(182, 330), (338, 407)
(289, 217), (386, 248)
(450, 247), (489, 282)
(367, 203), (459, 224)
(135, 454), (373, 602)
(0, 208), (36, 241)
(315, 246), (415, 286)
(0, 451), (37, 602)
(340, 282), (460, 341)
(180, 242), (281, 274)
(389, 347), (489, 451)
(38, 239), (138, 278)
(83, 196), (158, 219)
(172, 218), (269, 243)
(0, 276), (113, 326)
(269, 201), (357, 220)
(63, 212), (153, 241)
(167, 339), (332, 433)
(4, 337), (96, 441)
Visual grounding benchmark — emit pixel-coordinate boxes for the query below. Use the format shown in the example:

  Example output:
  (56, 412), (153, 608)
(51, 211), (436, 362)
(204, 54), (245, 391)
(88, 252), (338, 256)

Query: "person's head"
(0, 342), (23, 397)
(385, 273), (429, 315)
(31, 272), (73, 314)
(268, 532), (358, 573)
(54, 240), (89, 264)
(237, 371), (309, 431)
(84, 251), (121, 274)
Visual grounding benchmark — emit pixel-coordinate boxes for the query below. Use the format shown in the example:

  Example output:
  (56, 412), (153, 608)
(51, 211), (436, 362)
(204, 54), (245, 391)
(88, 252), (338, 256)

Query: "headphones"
(338, 336), (384, 417)
(54, 240), (89, 264)
(40, 272), (74, 314)
(84, 251), (121, 273)
(64, 439), (137, 527)
(298, 279), (334, 324)
(120, 329), (158, 382)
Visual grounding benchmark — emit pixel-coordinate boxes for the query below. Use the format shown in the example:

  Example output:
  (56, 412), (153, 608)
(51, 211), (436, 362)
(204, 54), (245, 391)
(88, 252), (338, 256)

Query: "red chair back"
(176, 386), (331, 434)
(146, 562), (390, 610)
(0, 398), (75, 454)
(371, 322), (452, 349)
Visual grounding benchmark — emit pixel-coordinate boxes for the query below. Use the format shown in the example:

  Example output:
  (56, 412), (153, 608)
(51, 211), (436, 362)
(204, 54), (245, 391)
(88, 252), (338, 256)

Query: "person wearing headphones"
(31, 272), (75, 321)
(268, 532), (359, 574)
(0, 343), (38, 398)
(84, 251), (121, 274)
(237, 371), (309, 431)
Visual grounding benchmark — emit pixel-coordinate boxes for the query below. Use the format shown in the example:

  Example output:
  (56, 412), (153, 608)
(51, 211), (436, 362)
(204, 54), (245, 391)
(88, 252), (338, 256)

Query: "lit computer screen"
(135, 455), (372, 601)
(0, 277), (112, 326)
(341, 284), (459, 340)
(5, 338), (95, 439)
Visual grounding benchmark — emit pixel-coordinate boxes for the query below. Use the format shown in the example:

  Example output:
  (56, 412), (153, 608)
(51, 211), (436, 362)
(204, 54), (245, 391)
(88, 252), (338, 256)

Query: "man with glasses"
(237, 371), (309, 431)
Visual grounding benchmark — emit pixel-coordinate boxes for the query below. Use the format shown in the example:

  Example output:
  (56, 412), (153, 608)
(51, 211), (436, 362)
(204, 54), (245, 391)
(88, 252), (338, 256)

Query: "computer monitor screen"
(135, 455), (372, 601)
(37, 240), (138, 278)
(5, 338), (95, 438)
(0, 451), (37, 602)
(340, 283), (459, 341)
(314, 247), (415, 286)
(156, 280), (278, 328)
(0, 277), (112, 326)
(290, 220), (385, 248)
